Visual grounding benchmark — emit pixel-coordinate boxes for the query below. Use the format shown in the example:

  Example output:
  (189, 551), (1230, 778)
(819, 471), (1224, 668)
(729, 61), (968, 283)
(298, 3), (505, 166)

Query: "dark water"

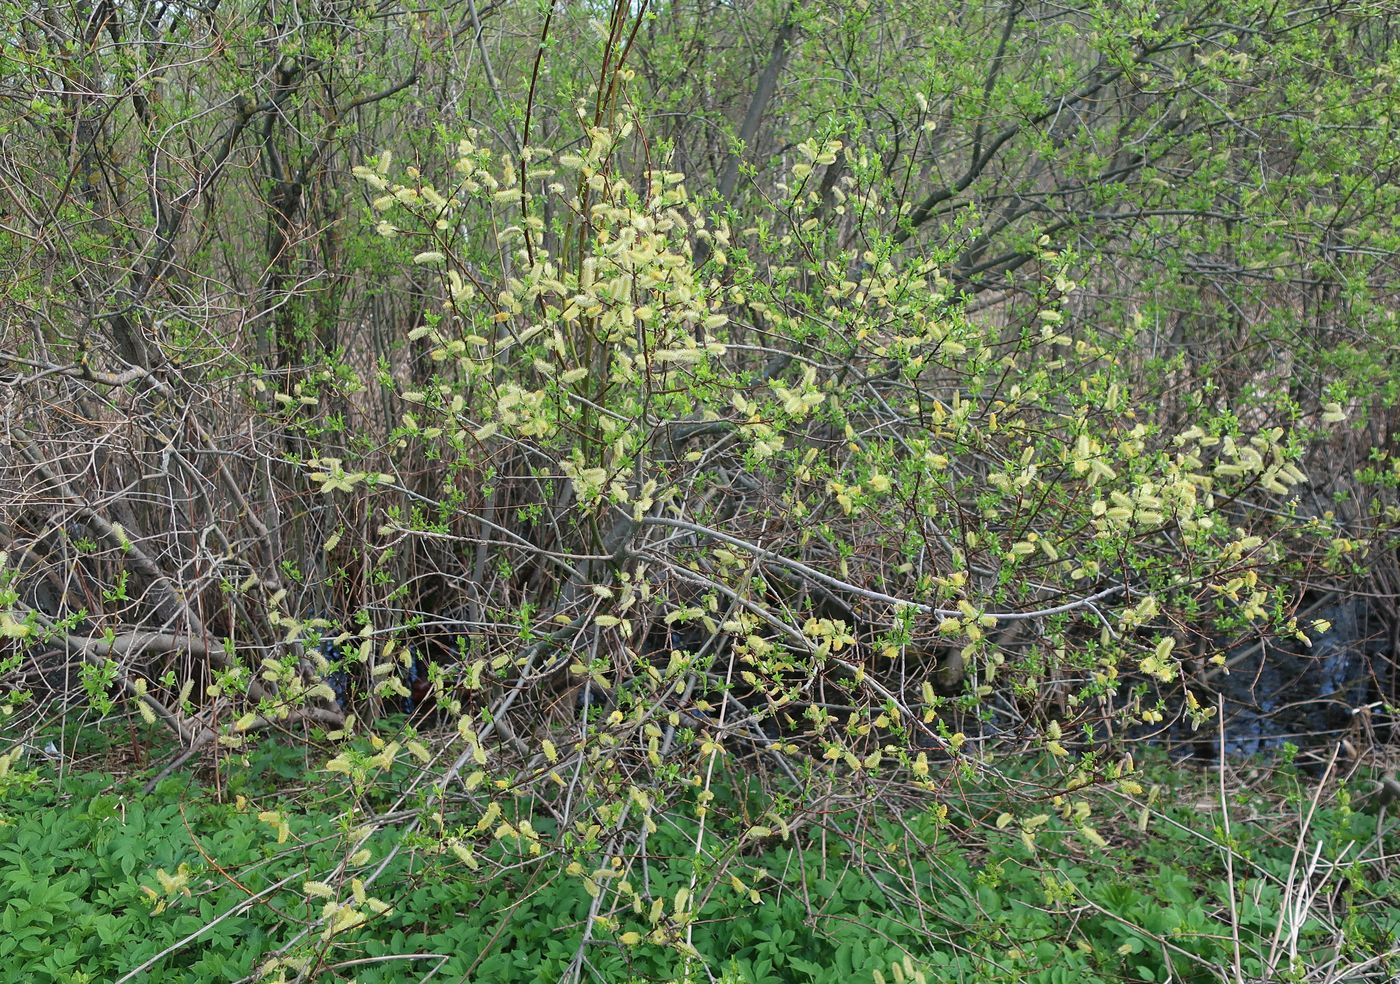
(315, 634), (428, 715)
(926, 598), (1396, 764)
(1166, 599), (1394, 760)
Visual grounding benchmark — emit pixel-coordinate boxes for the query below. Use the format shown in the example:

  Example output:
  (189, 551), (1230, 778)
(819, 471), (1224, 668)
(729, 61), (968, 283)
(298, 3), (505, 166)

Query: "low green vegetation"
(2, 733), (1396, 983)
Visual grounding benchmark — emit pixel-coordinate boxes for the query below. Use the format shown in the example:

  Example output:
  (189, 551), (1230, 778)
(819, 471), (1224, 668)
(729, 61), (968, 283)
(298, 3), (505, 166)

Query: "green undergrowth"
(1, 745), (1398, 984)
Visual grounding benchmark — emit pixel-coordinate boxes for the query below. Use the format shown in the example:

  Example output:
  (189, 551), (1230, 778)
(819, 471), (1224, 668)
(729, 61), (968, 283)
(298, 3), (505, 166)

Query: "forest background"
(2, 0), (1400, 981)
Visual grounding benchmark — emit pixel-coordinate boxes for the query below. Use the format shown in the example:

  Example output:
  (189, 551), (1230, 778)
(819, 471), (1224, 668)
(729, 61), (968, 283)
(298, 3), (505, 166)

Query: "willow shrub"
(0, 102), (1358, 974)
(169, 94), (1353, 973)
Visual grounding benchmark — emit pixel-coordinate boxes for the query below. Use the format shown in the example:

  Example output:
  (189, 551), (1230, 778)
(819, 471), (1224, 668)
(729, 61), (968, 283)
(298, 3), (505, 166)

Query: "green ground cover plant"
(4, 1), (1400, 982)
(1, 737), (1396, 983)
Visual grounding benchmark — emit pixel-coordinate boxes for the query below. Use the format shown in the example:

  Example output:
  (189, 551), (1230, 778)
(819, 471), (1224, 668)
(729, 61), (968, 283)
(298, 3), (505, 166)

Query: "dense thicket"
(2, 0), (1399, 977)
